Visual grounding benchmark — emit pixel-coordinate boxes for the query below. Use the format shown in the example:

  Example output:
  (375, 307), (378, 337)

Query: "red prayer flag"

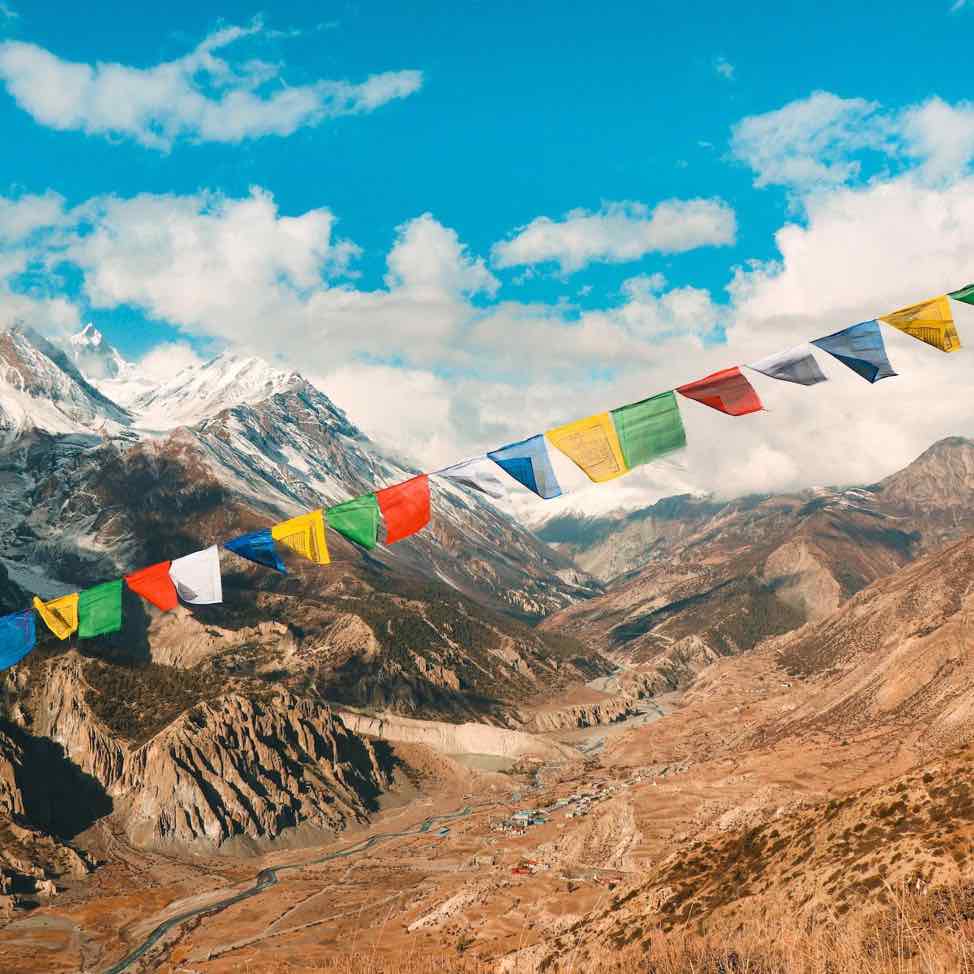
(376, 475), (431, 544)
(677, 366), (763, 417)
(125, 561), (178, 612)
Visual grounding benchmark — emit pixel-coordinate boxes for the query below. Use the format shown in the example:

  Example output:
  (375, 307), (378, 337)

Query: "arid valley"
(1, 324), (974, 973)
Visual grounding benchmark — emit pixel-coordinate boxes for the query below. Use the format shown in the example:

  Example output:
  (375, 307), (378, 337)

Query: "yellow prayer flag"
(880, 295), (960, 353)
(33, 593), (79, 640)
(270, 509), (330, 565)
(546, 412), (628, 483)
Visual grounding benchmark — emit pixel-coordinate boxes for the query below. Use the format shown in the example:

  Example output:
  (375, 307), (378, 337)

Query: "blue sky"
(1, 0), (974, 505)
(2, 0), (967, 353)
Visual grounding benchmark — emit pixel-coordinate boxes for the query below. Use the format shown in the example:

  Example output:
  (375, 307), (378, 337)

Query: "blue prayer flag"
(812, 320), (897, 384)
(225, 529), (287, 573)
(0, 610), (35, 671)
(487, 434), (562, 499)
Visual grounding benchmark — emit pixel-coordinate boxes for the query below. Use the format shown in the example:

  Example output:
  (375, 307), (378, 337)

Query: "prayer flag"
(677, 367), (763, 416)
(33, 593), (79, 640)
(125, 561), (177, 612)
(169, 546), (222, 604)
(225, 529), (286, 573)
(546, 412), (627, 483)
(487, 434), (562, 499)
(327, 494), (380, 549)
(880, 295), (960, 353)
(436, 457), (507, 499)
(949, 283), (974, 305)
(0, 610), (35, 670)
(271, 510), (329, 565)
(748, 346), (827, 386)
(610, 391), (687, 469)
(78, 580), (123, 639)
(812, 320), (897, 383)
(376, 475), (430, 544)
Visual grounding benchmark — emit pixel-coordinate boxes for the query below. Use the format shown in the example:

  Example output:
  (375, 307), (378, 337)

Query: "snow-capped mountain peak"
(67, 323), (131, 381)
(126, 352), (306, 432)
(0, 324), (132, 441)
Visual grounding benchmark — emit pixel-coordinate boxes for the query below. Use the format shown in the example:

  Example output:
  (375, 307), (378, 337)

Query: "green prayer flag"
(78, 579), (123, 639)
(949, 283), (974, 306)
(610, 391), (687, 469)
(327, 494), (380, 549)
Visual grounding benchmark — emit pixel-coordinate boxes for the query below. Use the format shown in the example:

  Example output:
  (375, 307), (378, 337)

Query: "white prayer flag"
(748, 345), (827, 386)
(169, 545), (223, 605)
(435, 457), (508, 499)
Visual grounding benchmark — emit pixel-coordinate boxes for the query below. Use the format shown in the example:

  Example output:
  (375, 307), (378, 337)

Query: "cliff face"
(11, 656), (396, 856)
(339, 711), (578, 763)
(118, 692), (390, 853)
(0, 723), (94, 914)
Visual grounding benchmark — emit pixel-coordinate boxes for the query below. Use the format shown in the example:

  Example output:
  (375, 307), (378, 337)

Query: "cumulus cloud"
(0, 22), (422, 150)
(899, 97), (974, 181)
(732, 91), (974, 194)
(492, 198), (737, 273)
(0, 191), (65, 244)
(731, 91), (892, 190)
(138, 342), (205, 379)
(5, 94), (974, 511)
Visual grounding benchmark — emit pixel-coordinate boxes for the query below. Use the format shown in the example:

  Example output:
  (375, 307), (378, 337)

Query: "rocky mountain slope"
(0, 323), (608, 908)
(543, 437), (974, 585)
(4, 652), (396, 855)
(510, 532), (974, 971)
(0, 324), (603, 717)
(5, 325), (596, 615)
(541, 437), (974, 692)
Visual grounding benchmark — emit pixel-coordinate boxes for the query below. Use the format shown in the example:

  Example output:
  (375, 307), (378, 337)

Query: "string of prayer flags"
(327, 494), (380, 549)
(880, 295), (960, 353)
(169, 546), (223, 604)
(376, 475), (431, 544)
(949, 283), (974, 305)
(226, 529), (287, 573)
(436, 457), (508, 499)
(677, 367), (763, 416)
(5, 277), (971, 660)
(271, 510), (329, 565)
(813, 320), (897, 383)
(487, 434), (562, 499)
(126, 561), (178, 612)
(546, 413), (627, 483)
(0, 610), (35, 671)
(78, 580), (123, 639)
(748, 346), (828, 386)
(610, 391), (687, 469)
(33, 593), (79, 640)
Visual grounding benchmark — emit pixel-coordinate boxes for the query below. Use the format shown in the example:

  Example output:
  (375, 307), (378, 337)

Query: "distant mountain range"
(540, 435), (974, 693)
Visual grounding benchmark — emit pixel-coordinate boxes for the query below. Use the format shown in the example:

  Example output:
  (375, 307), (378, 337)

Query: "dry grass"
(217, 883), (974, 974)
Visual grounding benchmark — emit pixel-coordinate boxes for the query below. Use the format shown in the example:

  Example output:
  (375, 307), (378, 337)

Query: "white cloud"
(0, 191), (64, 244)
(732, 92), (974, 194)
(5, 113), (974, 508)
(898, 97), (974, 181)
(951, 0), (973, 11)
(713, 56), (735, 81)
(0, 23), (422, 150)
(491, 198), (736, 273)
(138, 342), (204, 380)
(731, 91), (891, 190)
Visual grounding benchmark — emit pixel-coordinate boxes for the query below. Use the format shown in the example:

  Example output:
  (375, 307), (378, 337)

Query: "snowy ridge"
(128, 354), (305, 431)
(0, 325), (132, 442)
(0, 326), (596, 614)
